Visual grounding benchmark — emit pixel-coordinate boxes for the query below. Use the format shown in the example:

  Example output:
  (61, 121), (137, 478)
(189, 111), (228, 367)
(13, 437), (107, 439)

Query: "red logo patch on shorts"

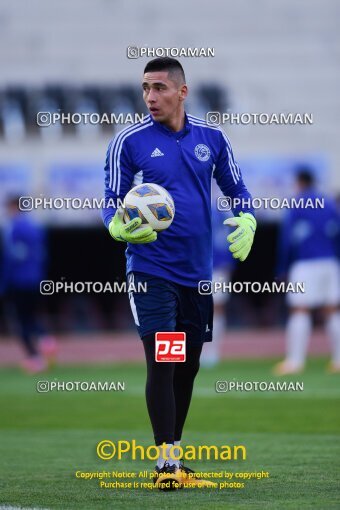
(155, 332), (186, 362)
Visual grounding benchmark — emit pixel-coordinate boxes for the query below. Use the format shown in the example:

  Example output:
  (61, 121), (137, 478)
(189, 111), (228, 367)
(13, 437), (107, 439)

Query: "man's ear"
(179, 85), (188, 102)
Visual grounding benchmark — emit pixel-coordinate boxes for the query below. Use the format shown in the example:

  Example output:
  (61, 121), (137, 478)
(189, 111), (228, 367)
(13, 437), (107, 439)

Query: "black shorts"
(127, 272), (213, 343)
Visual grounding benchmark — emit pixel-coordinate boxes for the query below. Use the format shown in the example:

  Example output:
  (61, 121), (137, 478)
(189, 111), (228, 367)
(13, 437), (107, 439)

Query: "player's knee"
(176, 356), (201, 379)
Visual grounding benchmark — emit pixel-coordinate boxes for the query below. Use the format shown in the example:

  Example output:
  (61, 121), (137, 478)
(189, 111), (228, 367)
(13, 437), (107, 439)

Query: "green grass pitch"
(0, 358), (339, 509)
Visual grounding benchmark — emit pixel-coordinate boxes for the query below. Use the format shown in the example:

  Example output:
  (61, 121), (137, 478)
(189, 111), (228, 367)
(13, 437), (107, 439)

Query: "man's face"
(142, 71), (187, 123)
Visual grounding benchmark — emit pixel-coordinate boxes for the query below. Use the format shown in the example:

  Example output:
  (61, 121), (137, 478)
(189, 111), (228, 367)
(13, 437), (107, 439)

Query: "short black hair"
(143, 57), (186, 84)
(296, 166), (315, 187)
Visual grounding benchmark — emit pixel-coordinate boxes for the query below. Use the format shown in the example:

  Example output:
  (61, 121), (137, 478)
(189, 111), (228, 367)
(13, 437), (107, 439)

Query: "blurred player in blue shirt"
(201, 182), (236, 367)
(0, 196), (57, 373)
(274, 169), (340, 375)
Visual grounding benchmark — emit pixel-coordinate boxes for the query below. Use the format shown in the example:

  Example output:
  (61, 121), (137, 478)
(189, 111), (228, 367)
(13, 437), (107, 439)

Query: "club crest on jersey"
(194, 144), (211, 162)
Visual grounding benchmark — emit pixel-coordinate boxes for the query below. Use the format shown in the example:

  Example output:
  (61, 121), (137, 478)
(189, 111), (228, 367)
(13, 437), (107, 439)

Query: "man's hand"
(224, 212), (256, 261)
(109, 208), (157, 244)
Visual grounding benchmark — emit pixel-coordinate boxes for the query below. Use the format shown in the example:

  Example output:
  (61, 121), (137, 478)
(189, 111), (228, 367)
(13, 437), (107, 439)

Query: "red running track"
(0, 329), (330, 366)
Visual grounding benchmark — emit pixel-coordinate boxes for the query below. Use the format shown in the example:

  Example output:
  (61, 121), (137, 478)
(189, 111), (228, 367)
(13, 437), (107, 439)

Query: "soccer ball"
(123, 183), (175, 232)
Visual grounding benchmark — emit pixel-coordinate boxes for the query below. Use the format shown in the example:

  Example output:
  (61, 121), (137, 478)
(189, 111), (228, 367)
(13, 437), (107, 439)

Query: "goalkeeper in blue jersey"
(102, 57), (256, 489)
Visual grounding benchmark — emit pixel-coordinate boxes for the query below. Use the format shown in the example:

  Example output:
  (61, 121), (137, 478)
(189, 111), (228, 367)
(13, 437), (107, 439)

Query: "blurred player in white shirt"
(274, 169), (340, 375)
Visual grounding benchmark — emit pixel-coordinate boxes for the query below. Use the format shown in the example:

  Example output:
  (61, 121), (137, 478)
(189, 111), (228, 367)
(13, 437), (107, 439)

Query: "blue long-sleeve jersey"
(102, 113), (254, 287)
(0, 213), (46, 292)
(276, 189), (340, 276)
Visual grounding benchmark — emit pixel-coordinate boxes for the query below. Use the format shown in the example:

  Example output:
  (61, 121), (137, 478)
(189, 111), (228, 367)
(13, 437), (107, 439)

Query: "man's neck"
(161, 111), (185, 132)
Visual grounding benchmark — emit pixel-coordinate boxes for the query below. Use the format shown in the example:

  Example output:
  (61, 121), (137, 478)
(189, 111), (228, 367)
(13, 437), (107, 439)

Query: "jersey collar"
(152, 112), (191, 138)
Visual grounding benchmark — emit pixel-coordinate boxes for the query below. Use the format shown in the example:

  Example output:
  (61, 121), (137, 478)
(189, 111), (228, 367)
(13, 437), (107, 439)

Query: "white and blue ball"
(123, 183), (175, 232)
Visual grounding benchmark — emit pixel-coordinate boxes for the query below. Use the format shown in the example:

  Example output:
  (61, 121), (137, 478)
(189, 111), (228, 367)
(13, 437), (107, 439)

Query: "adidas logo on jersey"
(151, 148), (164, 157)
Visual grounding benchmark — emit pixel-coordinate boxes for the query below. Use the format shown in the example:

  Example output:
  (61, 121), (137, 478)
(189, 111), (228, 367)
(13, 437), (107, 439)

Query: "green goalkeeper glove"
(223, 212), (256, 261)
(109, 208), (157, 244)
